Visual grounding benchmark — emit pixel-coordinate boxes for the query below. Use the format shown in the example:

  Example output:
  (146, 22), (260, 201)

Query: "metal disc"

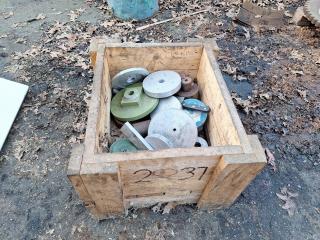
(148, 109), (197, 148)
(195, 137), (208, 147)
(111, 83), (159, 122)
(184, 109), (208, 129)
(182, 98), (210, 112)
(183, 99), (208, 128)
(110, 139), (138, 153)
(143, 70), (181, 98)
(112, 68), (149, 90)
(145, 134), (173, 150)
(150, 96), (182, 118)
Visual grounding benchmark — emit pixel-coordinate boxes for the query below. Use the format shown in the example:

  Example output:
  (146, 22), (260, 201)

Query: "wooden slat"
(197, 135), (266, 209)
(105, 46), (203, 78)
(90, 145), (244, 164)
(197, 44), (252, 152)
(83, 44), (105, 162)
(80, 162), (124, 218)
(67, 145), (101, 217)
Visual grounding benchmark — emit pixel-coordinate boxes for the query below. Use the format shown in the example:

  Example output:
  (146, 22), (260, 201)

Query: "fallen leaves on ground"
(276, 186), (298, 216)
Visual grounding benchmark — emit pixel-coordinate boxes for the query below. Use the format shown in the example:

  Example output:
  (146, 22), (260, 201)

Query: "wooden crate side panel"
(197, 49), (239, 147)
(105, 46), (203, 78)
(119, 156), (220, 208)
(80, 162), (124, 218)
(197, 135), (266, 209)
(83, 44), (106, 161)
(200, 44), (252, 152)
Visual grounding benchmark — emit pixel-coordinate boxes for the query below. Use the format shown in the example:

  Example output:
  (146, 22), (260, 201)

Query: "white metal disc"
(150, 96), (182, 118)
(145, 134), (173, 150)
(112, 68), (149, 90)
(148, 109), (197, 148)
(143, 70), (181, 98)
(195, 137), (208, 147)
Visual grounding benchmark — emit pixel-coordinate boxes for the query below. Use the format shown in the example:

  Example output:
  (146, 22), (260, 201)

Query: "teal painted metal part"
(107, 0), (159, 20)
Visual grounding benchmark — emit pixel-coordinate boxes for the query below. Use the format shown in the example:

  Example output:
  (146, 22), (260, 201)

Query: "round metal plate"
(145, 134), (173, 150)
(148, 109), (197, 148)
(150, 96), (182, 118)
(112, 68), (149, 90)
(111, 83), (159, 121)
(184, 109), (208, 129)
(143, 70), (181, 98)
(110, 139), (138, 153)
(195, 137), (208, 147)
(183, 99), (208, 128)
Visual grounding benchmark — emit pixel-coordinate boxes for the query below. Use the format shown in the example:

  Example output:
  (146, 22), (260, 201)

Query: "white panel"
(0, 78), (28, 150)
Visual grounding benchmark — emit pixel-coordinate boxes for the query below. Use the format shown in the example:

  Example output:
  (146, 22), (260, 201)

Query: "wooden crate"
(67, 38), (266, 219)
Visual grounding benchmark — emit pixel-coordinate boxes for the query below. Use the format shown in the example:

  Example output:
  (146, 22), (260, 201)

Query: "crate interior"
(99, 45), (242, 153)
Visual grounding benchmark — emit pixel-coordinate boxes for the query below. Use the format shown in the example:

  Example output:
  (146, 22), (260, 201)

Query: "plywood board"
(0, 78), (28, 150)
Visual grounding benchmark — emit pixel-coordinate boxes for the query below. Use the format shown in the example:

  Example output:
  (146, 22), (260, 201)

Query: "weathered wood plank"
(105, 46), (203, 79)
(83, 44), (105, 162)
(80, 162), (124, 218)
(197, 135), (266, 209)
(67, 145), (101, 217)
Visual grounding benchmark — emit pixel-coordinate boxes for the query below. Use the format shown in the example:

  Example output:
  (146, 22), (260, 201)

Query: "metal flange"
(112, 68), (149, 90)
(110, 139), (138, 153)
(143, 70), (181, 98)
(145, 134), (173, 150)
(111, 83), (159, 121)
(148, 109), (197, 148)
(150, 96), (182, 118)
(195, 137), (208, 147)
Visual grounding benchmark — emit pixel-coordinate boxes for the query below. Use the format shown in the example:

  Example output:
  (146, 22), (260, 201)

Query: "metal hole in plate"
(173, 128), (177, 132)
(195, 142), (201, 147)
(159, 79), (165, 83)
(128, 90), (135, 96)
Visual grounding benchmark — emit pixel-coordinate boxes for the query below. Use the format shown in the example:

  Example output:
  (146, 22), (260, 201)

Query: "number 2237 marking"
(133, 167), (208, 183)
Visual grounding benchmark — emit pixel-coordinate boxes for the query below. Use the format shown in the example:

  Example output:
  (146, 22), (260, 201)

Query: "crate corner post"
(197, 135), (267, 209)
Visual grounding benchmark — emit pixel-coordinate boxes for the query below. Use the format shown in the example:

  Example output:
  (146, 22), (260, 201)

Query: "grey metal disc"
(145, 134), (173, 150)
(112, 68), (149, 90)
(148, 109), (197, 148)
(195, 137), (208, 147)
(150, 96), (182, 118)
(143, 70), (181, 98)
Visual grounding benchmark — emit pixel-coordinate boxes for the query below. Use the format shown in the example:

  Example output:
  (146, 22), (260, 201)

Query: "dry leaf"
(3, 11), (14, 19)
(297, 89), (308, 102)
(265, 148), (276, 171)
(277, 187), (298, 216)
(151, 203), (162, 213)
(291, 70), (304, 76)
(162, 202), (177, 214)
(27, 13), (46, 22)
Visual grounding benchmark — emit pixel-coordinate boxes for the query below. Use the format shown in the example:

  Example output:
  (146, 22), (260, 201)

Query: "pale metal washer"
(195, 137), (208, 147)
(148, 109), (197, 148)
(143, 70), (181, 98)
(112, 67), (149, 90)
(145, 134), (173, 150)
(150, 96), (182, 118)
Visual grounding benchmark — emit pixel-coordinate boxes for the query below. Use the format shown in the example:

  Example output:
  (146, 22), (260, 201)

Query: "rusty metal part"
(304, 0), (320, 27)
(177, 75), (199, 98)
(113, 118), (150, 137)
(132, 119), (151, 137)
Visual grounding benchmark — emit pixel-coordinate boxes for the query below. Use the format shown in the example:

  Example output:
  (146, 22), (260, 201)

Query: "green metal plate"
(110, 139), (138, 153)
(111, 83), (159, 121)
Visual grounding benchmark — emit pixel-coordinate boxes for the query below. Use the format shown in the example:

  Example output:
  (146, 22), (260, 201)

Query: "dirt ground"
(0, 0), (319, 239)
